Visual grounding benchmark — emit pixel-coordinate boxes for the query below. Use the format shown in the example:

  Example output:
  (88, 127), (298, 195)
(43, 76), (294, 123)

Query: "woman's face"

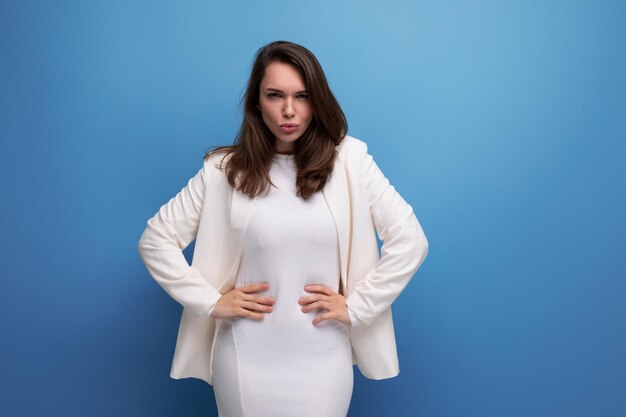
(258, 61), (313, 153)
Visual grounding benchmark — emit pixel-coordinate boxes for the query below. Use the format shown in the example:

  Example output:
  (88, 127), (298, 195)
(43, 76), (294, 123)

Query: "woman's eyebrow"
(265, 87), (307, 94)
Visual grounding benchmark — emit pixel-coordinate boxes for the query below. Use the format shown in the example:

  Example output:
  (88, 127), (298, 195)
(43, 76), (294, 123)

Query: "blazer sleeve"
(347, 307), (364, 327)
(345, 143), (429, 326)
(137, 158), (222, 318)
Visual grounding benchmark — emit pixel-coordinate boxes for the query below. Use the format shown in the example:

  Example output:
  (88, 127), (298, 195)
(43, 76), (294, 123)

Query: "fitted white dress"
(211, 152), (354, 417)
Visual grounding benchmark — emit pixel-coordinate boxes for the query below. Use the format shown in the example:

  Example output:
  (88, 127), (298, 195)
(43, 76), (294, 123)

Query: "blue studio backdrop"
(1, 1), (624, 416)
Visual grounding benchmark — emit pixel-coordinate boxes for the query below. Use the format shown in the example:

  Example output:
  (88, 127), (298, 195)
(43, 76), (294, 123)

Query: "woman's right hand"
(210, 282), (275, 320)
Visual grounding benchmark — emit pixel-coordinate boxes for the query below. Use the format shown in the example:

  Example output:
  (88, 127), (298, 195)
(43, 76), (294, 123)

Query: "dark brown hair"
(204, 40), (348, 200)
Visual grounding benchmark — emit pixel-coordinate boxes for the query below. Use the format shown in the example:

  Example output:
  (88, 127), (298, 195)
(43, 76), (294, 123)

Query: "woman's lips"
(280, 125), (298, 133)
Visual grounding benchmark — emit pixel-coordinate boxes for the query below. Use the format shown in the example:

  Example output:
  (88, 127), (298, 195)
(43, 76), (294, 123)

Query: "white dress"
(211, 152), (354, 417)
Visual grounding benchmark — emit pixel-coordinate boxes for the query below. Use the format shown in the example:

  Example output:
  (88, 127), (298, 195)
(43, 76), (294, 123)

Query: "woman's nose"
(283, 99), (295, 116)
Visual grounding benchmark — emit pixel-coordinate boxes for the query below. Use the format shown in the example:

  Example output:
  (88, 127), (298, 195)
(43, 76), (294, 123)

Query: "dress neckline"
(273, 152), (294, 160)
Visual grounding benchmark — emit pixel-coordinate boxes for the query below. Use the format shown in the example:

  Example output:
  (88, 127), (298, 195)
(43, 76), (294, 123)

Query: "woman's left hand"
(299, 284), (351, 326)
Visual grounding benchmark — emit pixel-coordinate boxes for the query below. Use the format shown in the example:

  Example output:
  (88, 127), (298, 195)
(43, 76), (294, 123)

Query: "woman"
(138, 40), (428, 417)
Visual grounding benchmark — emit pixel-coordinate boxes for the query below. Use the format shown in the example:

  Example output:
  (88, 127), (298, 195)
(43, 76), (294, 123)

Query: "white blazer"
(137, 135), (428, 385)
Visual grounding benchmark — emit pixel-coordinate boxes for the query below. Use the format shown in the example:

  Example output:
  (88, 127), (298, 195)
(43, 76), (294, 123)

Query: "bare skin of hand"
(298, 284), (351, 326)
(210, 282), (275, 320)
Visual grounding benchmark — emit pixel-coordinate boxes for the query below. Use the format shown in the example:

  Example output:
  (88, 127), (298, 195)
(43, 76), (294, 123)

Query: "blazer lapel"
(230, 186), (256, 268)
(228, 156), (350, 292)
(322, 157), (350, 293)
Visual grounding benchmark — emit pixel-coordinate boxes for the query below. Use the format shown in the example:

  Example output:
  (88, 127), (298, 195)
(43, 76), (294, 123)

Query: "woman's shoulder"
(337, 134), (370, 161)
(196, 148), (234, 188)
(203, 147), (233, 170)
(339, 134), (365, 148)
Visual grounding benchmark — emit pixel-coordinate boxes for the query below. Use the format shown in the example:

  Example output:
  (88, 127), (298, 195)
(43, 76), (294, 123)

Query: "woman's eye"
(266, 93), (307, 100)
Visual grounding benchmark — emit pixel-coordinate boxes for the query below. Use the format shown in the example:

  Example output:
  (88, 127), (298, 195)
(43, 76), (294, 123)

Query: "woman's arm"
(345, 143), (429, 327)
(137, 158), (222, 318)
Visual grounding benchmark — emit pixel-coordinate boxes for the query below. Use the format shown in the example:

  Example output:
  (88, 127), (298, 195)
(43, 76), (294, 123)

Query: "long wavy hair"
(204, 40), (348, 200)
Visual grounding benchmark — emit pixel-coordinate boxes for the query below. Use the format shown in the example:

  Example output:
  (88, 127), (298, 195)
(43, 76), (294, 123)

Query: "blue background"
(1, 1), (624, 416)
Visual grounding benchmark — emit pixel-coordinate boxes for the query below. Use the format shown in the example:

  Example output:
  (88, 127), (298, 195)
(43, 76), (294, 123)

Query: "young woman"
(138, 40), (429, 417)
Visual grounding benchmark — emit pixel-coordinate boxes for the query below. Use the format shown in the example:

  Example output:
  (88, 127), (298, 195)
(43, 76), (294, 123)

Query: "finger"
(239, 307), (265, 320)
(312, 311), (333, 326)
(301, 300), (331, 312)
(241, 301), (273, 313)
(298, 294), (328, 304)
(240, 282), (270, 293)
(247, 295), (275, 305)
(304, 284), (333, 296)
